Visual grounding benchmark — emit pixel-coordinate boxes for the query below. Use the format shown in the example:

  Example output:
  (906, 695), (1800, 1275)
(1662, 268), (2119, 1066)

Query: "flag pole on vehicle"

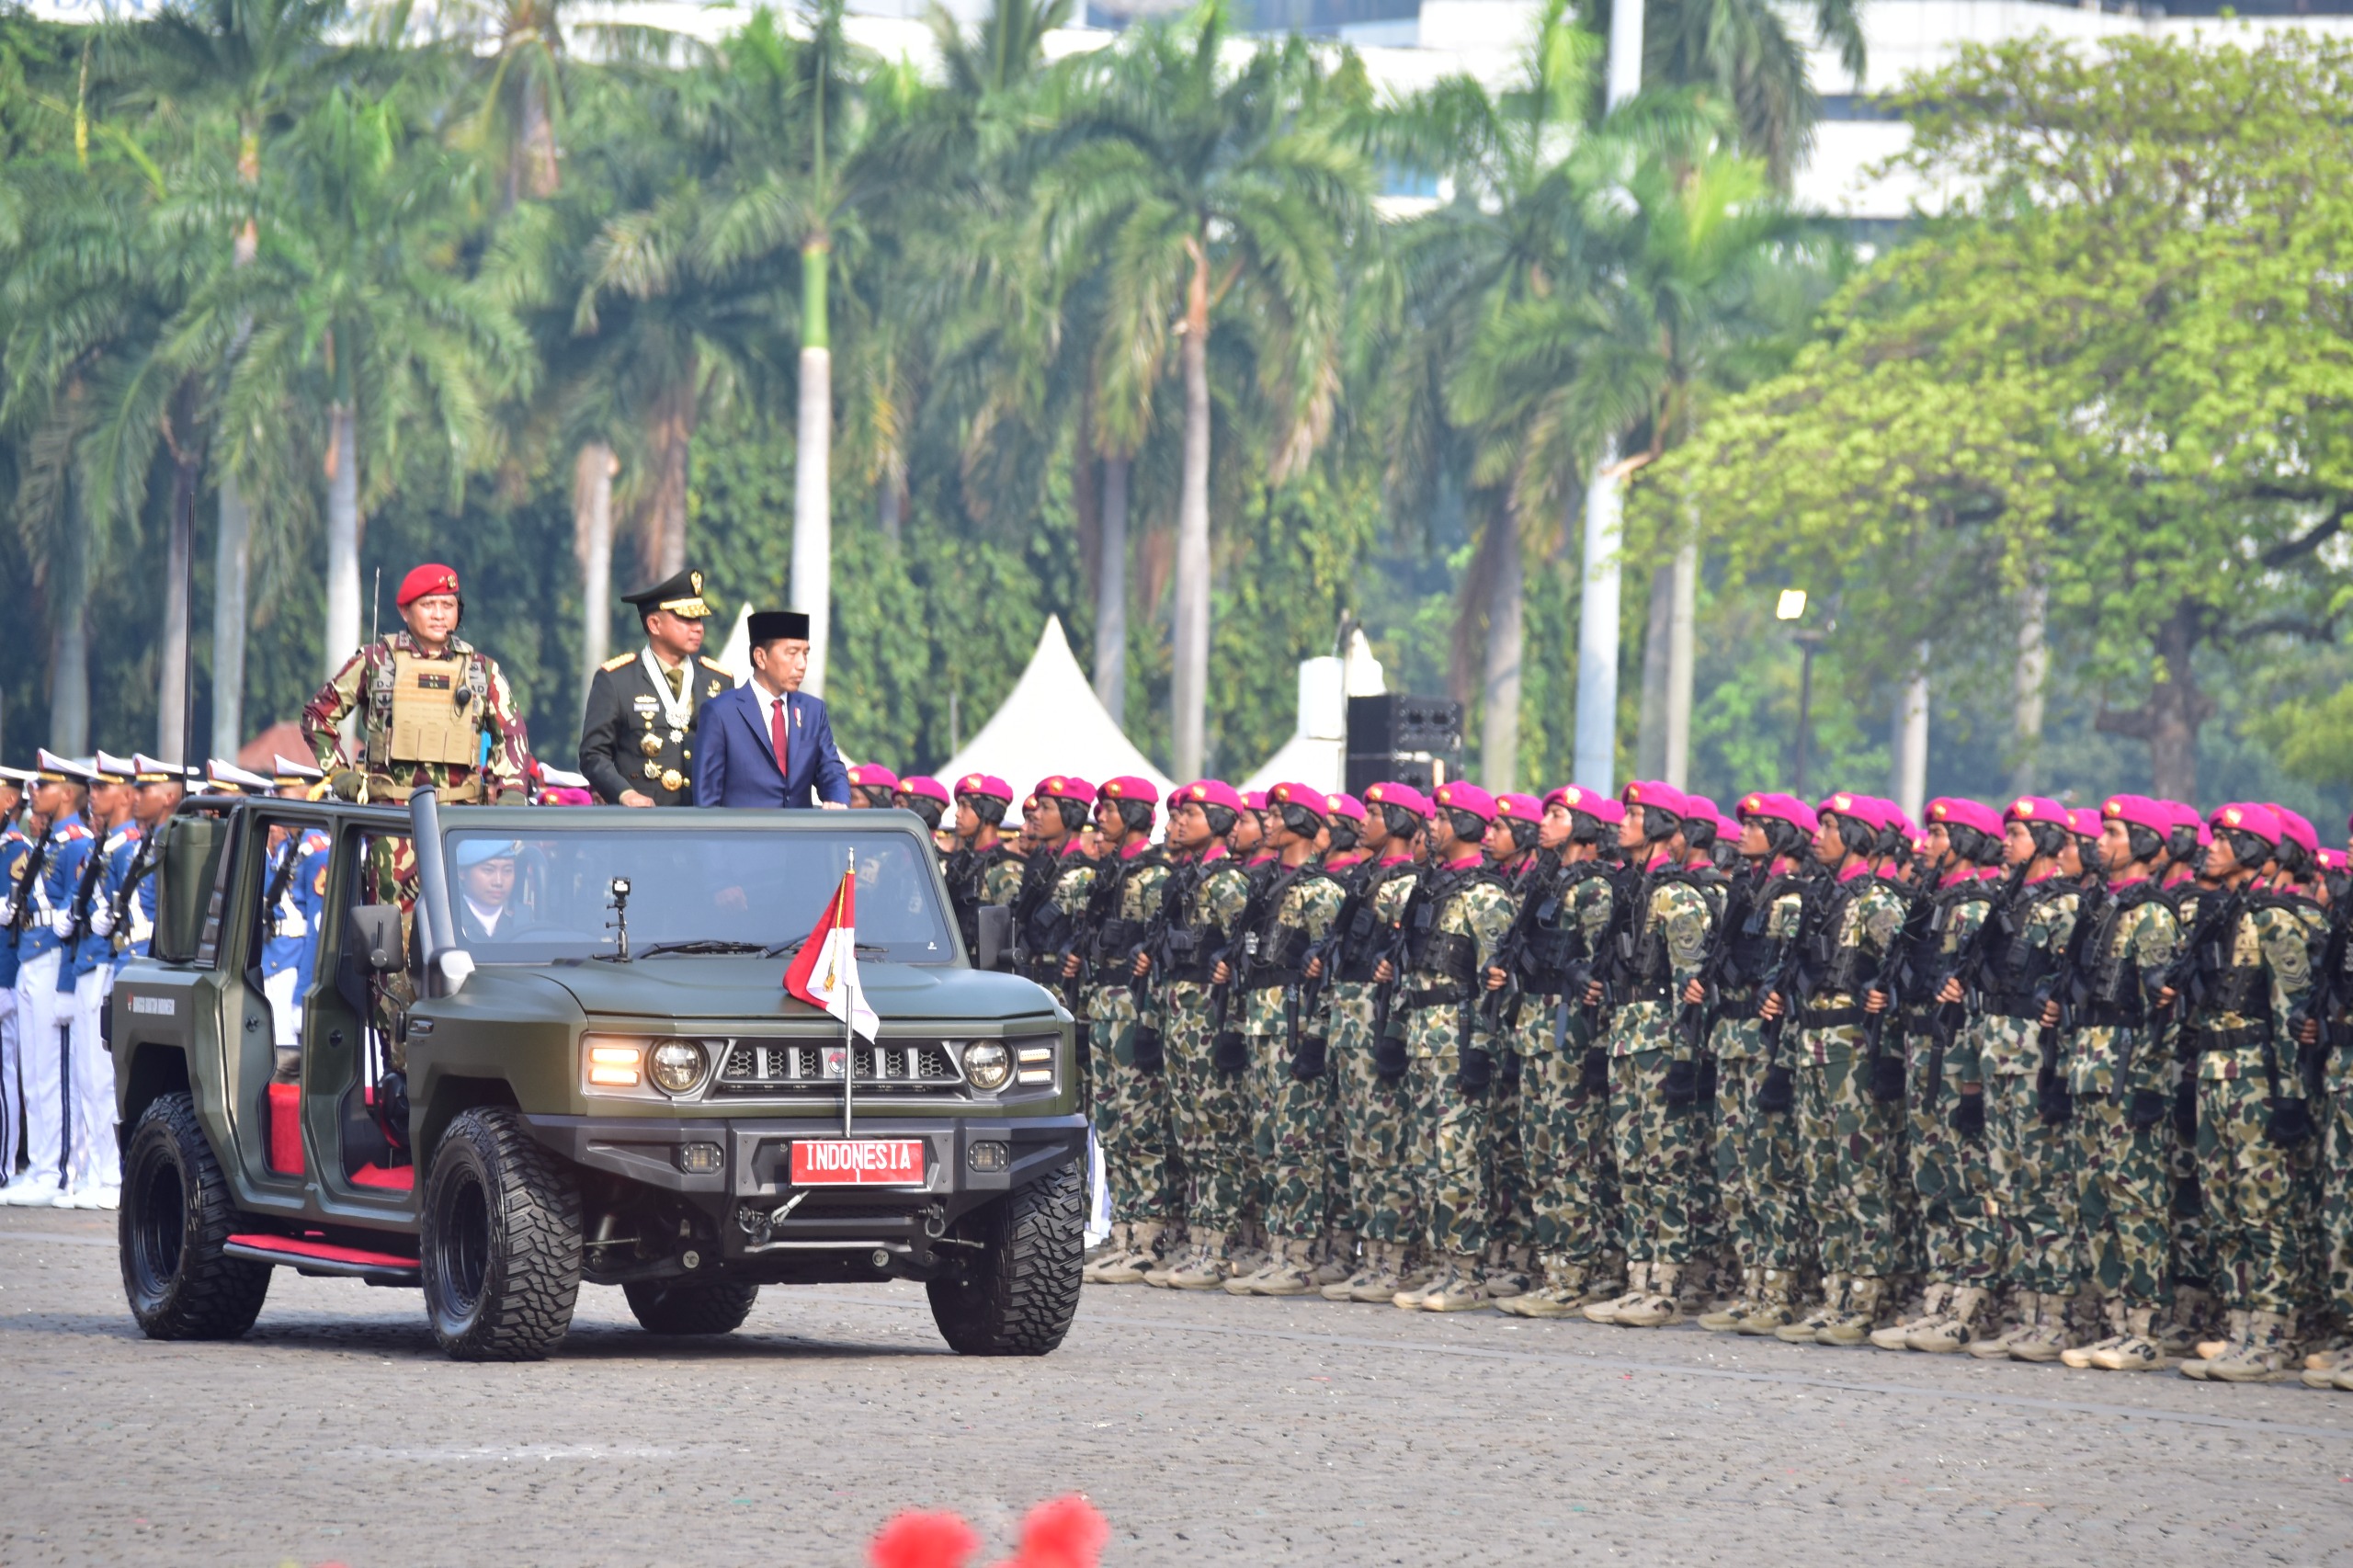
(784, 847), (879, 1138)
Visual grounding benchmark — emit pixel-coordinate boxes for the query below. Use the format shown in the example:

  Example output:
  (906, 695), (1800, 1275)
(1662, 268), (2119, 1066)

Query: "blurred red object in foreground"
(869, 1495), (1108, 1568)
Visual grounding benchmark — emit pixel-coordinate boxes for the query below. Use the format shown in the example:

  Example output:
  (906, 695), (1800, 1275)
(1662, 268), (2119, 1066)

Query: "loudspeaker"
(1345, 694), (1463, 798)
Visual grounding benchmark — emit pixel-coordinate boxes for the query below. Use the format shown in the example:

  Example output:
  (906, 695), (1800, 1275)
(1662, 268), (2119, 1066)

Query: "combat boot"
(1222, 1239), (1285, 1296)
(2088, 1306), (2165, 1371)
(1484, 1244), (1534, 1300)
(1816, 1275), (1883, 1346)
(1616, 1262), (1683, 1327)
(1736, 1269), (1799, 1336)
(1699, 1267), (1764, 1333)
(2179, 1309), (2247, 1381)
(2331, 1360), (2353, 1392)
(1338, 1240), (1406, 1304)
(1094, 1221), (1166, 1286)
(1312, 1231), (1358, 1289)
(1226, 1222), (1270, 1280)
(1909, 1285), (1990, 1352)
(2063, 1296), (2129, 1369)
(1498, 1256), (1586, 1320)
(1392, 1252), (1451, 1310)
(1968, 1290), (2036, 1358)
(1260, 1236), (1322, 1297)
(1585, 1262), (1650, 1324)
(1873, 1281), (1952, 1350)
(1775, 1276), (1843, 1343)
(1083, 1222), (1130, 1282)
(2208, 1310), (2294, 1382)
(2165, 1284), (2215, 1357)
(1396, 1247), (1438, 1292)
(1420, 1254), (1491, 1312)
(1163, 1232), (1232, 1291)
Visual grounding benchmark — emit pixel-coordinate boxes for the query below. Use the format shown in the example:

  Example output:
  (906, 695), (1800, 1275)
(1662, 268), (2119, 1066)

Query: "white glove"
(50, 908), (74, 938)
(90, 903), (116, 938)
(0, 900), (16, 927)
(278, 906), (309, 938)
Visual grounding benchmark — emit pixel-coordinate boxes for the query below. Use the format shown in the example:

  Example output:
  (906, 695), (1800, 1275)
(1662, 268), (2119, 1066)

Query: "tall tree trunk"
(641, 368), (695, 584)
(1574, 461), (1622, 790)
(1664, 537), (1696, 789)
(1893, 645), (1928, 822)
(791, 238), (833, 698)
(514, 57), (559, 206)
(1171, 241), (1213, 781)
(574, 440), (616, 712)
(211, 470), (250, 756)
(878, 475), (902, 547)
(2097, 600), (2211, 802)
(1636, 563), (1672, 778)
(1480, 515), (1524, 791)
(1605, 0), (1643, 106)
(49, 513), (89, 755)
(157, 453), (196, 761)
(2008, 576), (2047, 797)
(324, 400), (361, 676)
(1095, 453), (1130, 723)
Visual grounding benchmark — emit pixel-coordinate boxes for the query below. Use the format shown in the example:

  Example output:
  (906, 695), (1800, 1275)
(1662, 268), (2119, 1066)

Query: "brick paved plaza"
(2, 1206), (2347, 1566)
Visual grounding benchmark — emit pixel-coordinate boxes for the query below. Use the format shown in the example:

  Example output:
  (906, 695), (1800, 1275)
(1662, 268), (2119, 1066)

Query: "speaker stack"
(1344, 694), (1465, 797)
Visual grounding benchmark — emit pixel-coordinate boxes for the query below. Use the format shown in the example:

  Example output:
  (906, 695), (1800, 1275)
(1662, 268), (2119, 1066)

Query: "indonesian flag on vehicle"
(784, 869), (880, 1041)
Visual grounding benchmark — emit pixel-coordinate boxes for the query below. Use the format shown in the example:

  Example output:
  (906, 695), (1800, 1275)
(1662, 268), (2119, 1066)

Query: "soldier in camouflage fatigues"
(1475, 793), (1552, 1299)
(1582, 782), (1717, 1329)
(1228, 782), (1348, 1296)
(2052, 794), (2184, 1371)
(1388, 783), (1518, 1312)
(2314, 862), (2353, 1392)
(1080, 778), (1180, 1285)
(1697, 792), (1818, 1336)
(1147, 781), (1259, 1290)
(301, 564), (532, 804)
(1772, 795), (1909, 1346)
(2175, 804), (2320, 1382)
(1316, 783), (1428, 1304)
(1018, 778), (1099, 1117)
(942, 772), (1021, 961)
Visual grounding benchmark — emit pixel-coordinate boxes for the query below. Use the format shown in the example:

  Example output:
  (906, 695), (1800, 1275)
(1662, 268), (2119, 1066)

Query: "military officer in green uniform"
(577, 569), (733, 807)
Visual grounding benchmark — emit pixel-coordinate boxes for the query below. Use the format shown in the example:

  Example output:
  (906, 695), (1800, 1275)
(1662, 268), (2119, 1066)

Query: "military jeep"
(108, 791), (1086, 1361)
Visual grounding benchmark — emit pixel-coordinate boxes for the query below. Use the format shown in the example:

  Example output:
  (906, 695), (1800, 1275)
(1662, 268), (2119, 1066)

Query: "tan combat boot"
(1699, 1267), (1765, 1333)
(1323, 1238), (1383, 1301)
(1586, 1262), (1650, 1324)
(2008, 1291), (2076, 1363)
(1909, 1284), (1991, 1352)
(2063, 1296), (2129, 1369)
(1256, 1236), (1321, 1297)
(2302, 1345), (2349, 1389)
(1341, 1241), (1408, 1304)
(1421, 1253), (1492, 1312)
(1873, 1280), (1952, 1350)
(2088, 1305), (2166, 1371)
(1392, 1249), (1450, 1309)
(1968, 1290), (2036, 1358)
(1616, 1262), (1684, 1327)
(1094, 1221), (1166, 1286)
(1737, 1269), (1799, 1336)
(1775, 1276), (1843, 1343)
(1484, 1244), (1534, 1300)
(1083, 1221), (1130, 1282)
(1498, 1256), (1586, 1320)
(1163, 1232), (1231, 1291)
(1396, 1247), (1438, 1292)
(2208, 1310), (2294, 1383)
(1817, 1275), (1883, 1346)
(1312, 1231), (1358, 1289)
(2179, 1309), (2248, 1381)
(2165, 1284), (2214, 1358)
(1226, 1221), (1270, 1280)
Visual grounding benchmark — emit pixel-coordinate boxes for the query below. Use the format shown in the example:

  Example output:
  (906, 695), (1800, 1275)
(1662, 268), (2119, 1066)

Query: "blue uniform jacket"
(74, 824), (140, 978)
(20, 814), (91, 973)
(690, 683), (849, 809)
(0, 828), (26, 989)
(260, 828), (329, 987)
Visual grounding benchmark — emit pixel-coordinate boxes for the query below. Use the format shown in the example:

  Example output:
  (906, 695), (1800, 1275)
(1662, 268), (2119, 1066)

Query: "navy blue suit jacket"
(691, 683), (850, 809)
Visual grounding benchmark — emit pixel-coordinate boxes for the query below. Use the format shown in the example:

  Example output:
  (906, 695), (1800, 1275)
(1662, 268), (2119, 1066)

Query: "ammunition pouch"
(1660, 1057), (1697, 1107)
(2173, 1078), (2199, 1140)
(2267, 1095), (2315, 1147)
(1373, 1031), (1408, 1080)
(1456, 1043), (1493, 1095)
(2037, 1079), (2075, 1126)
(1419, 930), (1477, 985)
(2126, 1086), (2168, 1130)
(1949, 1090), (1985, 1139)
(1211, 1028), (1250, 1075)
(1290, 1033), (1328, 1083)
(1131, 1024), (1165, 1075)
(1870, 1051), (1907, 1105)
(1258, 925), (1311, 976)
(1757, 1062), (1794, 1114)
(1499, 1048), (1522, 1090)
(1579, 1047), (1609, 1095)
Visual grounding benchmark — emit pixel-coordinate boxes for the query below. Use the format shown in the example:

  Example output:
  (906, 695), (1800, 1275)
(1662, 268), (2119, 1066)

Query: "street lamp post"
(1776, 589), (1824, 797)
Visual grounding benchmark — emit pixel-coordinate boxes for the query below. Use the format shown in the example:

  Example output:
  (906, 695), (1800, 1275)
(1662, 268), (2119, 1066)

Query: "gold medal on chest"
(661, 768), (685, 793)
(641, 731), (665, 757)
(643, 759), (663, 779)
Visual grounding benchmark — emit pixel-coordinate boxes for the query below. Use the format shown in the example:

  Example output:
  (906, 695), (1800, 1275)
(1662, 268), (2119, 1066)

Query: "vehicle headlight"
(650, 1040), (709, 1095)
(961, 1040), (1011, 1090)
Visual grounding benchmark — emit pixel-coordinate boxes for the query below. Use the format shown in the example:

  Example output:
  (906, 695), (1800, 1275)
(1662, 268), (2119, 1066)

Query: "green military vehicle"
(108, 791), (1086, 1361)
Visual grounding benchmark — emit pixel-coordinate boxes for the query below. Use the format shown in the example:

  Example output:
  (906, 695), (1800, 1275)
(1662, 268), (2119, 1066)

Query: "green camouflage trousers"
(2325, 1083), (2353, 1325)
(1256, 1009), (1336, 1241)
(1607, 1043), (1700, 1267)
(2198, 1068), (2306, 1314)
(1404, 1002), (1489, 1259)
(1711, 1023), (1810, 1273)
(1487, 1009), (1531, 1252)
(1518, 999), (1617, 1266)
(1794, 1030), (1898, 1280)
(2074, 1086), (2174, 1307)
(1162, 980), (1250, 1235)
(1981, 1018), (2078, 1294)
(1330, 982), (1415, 1244)
(1236, 989), (1287, 1230)
(1905, 1021), (1999, 1284)
(1087, 984), (1178, 1224)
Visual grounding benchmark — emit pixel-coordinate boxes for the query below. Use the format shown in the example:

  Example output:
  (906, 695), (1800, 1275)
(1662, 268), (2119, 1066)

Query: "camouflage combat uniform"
(1398, 853), (1518, 1264)
(1603, 854), (1717, 1270)
(1711, 864), (1813, 1282)
(1906, 869), (2002, 1290)
(2065, 878), (2180, 1313)
(1324, 849), (1422, 1246)
(1973, 871), (2082, 1297)
(1015, 844), (1097, 1099)
(1158, 847), (1256, 1241)
(1246, 859), (1347, 1244)
(1084, 840), (1176, 1226)
(1792, 865), (1910, 1294)
(302, 631), (532, 802)
(1515, 864), (1622, 1294)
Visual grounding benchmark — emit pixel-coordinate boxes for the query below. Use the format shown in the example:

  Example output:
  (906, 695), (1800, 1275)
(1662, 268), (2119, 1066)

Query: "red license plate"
(790, 1139), (926, 1186)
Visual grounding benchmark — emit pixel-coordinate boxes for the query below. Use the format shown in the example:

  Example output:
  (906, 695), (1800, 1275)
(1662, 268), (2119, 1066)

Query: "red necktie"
(770, 697), (790, 780)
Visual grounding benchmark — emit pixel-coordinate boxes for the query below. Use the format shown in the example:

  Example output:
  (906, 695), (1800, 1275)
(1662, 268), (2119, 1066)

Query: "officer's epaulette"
(698, 656), (734, 676)
(601, 653), (634, 672)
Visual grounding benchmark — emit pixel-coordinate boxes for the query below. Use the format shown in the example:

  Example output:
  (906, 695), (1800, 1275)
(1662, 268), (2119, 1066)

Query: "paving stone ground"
(3, 1205), (2350, 1566)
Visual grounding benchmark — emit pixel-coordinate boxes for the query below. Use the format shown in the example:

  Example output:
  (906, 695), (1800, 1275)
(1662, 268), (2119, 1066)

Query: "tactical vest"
(368, 644), (493, 778)
(2081, 880), (2164, 1024)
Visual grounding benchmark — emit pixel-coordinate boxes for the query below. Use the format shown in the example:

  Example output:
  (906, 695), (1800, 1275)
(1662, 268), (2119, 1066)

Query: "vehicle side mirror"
(976, 904), (1016, 972)
(350, 904), (405, 972)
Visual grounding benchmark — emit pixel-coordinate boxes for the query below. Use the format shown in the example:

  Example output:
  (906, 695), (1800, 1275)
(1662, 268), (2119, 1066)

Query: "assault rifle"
(107, 819), (165, 952)
(65, 826), (115, 949)
(7, 819), (53, 938)
(2032, 881), (2104, 1125)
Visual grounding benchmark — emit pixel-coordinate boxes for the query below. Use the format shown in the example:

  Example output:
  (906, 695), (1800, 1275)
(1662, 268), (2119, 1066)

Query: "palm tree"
(1643, 0), (1865, 186)
(1031, 1), (1369, 777)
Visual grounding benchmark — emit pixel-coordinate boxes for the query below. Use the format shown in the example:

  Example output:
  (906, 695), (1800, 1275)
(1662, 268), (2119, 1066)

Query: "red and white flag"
(784, 869), (880, 1041)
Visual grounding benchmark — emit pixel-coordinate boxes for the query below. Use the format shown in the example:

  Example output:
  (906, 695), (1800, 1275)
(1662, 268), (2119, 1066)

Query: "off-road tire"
(421, 1107), (582, 1361)
(623, 1278), (761, 1335)
(927, 1161), (1083, 1356)
(119, 1092), (272, 1340)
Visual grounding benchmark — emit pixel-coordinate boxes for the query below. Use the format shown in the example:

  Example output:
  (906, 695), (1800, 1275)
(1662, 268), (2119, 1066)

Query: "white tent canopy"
(940, 616), (1173, 797)
(1238, 630), (1387, 795)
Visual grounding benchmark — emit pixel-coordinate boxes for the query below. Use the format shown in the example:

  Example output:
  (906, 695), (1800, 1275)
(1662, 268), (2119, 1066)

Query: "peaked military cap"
(622, 568), (712, 619)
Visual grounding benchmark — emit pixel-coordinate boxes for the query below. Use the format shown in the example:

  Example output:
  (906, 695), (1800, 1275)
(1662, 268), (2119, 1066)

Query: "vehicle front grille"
(713, 1040), (962, 1096)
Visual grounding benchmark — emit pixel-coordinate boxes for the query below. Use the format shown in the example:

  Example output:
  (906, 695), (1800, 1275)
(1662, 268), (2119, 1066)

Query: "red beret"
(1434, 780), (1497, 824)
(1362, 781), (1430, 817)
(1495, 791), (1543, 823)
(2211, 802), (2281, 846)
(847, 764), (900, 791)
(1178, 778), (1244, 814)
(1033, 775), (1096, 804)
(1324, 791), (1367, 824)
(397, 562), (460, 607)
(1623, 779), (1688, 819)
(1927, 796), (2001, 837)
(2005, 795), (2069, 827)
(2277, 805), (2318, 859)
(2320, 847), (2346, 872)
(2100, 793), (2170, 837)
(2069, 808), (2103, 839)
(954, 772), (1012, 802)
(1739, 791), (1817, 834)
(1245, 790), (1268, 812)
(1548, 784), (1626, 824)
(894, 775), (950, 808)
(1098, 775), (1159, 807)
(1267, 781), (1326, 818)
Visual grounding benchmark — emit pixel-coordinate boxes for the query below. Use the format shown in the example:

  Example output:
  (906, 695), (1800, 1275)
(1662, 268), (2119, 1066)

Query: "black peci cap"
(746, 609), (811, 643)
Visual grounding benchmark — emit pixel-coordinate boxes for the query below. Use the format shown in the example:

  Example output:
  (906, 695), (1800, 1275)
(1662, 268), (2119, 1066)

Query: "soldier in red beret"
(301, 562), (531, 804)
